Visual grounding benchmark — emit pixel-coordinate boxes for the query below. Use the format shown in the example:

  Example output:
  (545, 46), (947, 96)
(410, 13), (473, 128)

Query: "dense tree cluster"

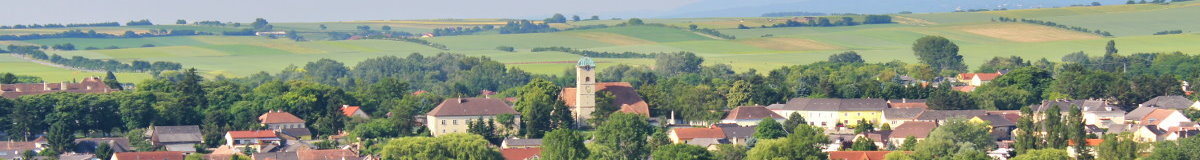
(545, 13), (569, 23)
(6, 45), (182, 72)
(761, 12), (828, 17)
(995, 17), (1113, 36)
(0, 22), (120, 29)
(1153, 30), (1184, 35)
(432, 25), (494, 36)
(498, 20), (558, 34)
(125, 20), (153, 26)
(530, 47), (659, 58)
(0, 73), (43, 84)
(764, 15), (889, 29)
(687, 25), (736, 39)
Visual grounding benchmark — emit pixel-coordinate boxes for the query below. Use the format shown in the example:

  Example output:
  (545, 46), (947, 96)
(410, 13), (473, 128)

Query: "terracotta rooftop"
(1141, 109), (1179, 126)
(341, 105), (363, 117)
(0, 77), (115, 99)
(427, 98), (519, 116)
(953, 85), (976, 92)
(829, 151), (895, 160)
(501, 148), (542, 160)
(562, 82), (651, 117)
(974, 73), (1003, 81)
(113, 151), (185, 160)
(724, 105), (783, 120)
(297, 149), (361, 160)
(259, 111), (306, 124)
(889, 121), (938, 139)
(672, 127), (726, 140)
(227, 130), (277, 139)
(1068, 139), (1104, 147)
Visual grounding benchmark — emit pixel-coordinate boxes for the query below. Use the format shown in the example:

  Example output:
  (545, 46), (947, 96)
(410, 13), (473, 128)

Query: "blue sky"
(2, 0), (1127, 25)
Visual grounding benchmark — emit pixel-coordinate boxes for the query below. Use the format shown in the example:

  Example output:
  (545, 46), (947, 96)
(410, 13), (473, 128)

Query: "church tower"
(575, 57), (597, 124)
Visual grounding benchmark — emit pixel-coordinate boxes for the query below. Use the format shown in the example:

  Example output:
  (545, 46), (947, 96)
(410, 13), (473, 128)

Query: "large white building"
(426, 98), (520, 137)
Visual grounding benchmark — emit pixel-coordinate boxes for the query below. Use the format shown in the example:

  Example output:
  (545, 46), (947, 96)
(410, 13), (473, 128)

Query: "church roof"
(562, 82), (650, 117)
(576, 57), (595, 67)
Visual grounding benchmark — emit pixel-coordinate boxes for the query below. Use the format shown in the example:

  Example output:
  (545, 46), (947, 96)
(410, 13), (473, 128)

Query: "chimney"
(458, 97), (464, 104)
(902, 98), (907, 103)
(43, 82), (49, 91)
(342, 105), (349, 109)
(61, 81), (68, 90)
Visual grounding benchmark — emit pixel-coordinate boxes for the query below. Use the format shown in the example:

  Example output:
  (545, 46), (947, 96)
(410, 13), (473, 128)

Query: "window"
(442, 120), (446, 125)
(453, 120), (458, 125)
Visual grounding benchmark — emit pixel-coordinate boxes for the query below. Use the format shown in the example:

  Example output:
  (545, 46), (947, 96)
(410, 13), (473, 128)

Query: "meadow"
(3, 1), (1200, 83)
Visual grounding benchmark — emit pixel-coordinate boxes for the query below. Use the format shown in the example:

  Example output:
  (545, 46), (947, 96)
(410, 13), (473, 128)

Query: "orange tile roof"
(953, 85), (976, 92)
(341, 105), (362, 117)
(297, 149), (361, 160)
(227, 130), (277, 139)
(887, 102), (929, 109)
(562, 82), (651, 117)
(259, 111), (305, 124)
(501, 148), (542, 160)
(114, 151), (185, 160)
(672, 127), (725, 140)
(725, 105), (783, 120)
(1068, 139), (1104, 147)
(1142, 109), (1178, 125)
(828, 151), (894, 160)
(974, 73), (1003, 81)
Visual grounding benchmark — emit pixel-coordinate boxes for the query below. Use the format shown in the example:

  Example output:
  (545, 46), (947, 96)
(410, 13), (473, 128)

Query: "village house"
(668, 127), (725, 144)
(501, 138), (542, 149)
(667, 123), (757, 148)
(1031, 99), (1126, 128)
(712, 123), (755, 145)
(1067, 139), (1103, 158)
(75, 137), (132, 154)
(855, 131), (892, 149)
(147, 125), (202, 153)
(769, 98), (888, 130)
(721, 105), (785, 126)
(500, 148), (542, 160)
(252, 149), (364, 160)
(225, 130), (282, 151)
(561, 57), (652, 126)
(828, 151), (894, 160)
(881, 108), (925, 128)
(886, 99), (928, 109)
(957, 72), (1004, 87)
(112, 151), (184, 160)
(0, 141), (40, 160)
(0, 77), (116, 99)
(970, 114), (1017, 140)
(887, 121), (938, 148)
(1139, 95), (1200, 110)
(259, 111), (306, 130)
(426, 98), (520, 137)
(913, 110), (988, 124)
(1123, 108), (1199, 142)
(340, 105), (370, 119)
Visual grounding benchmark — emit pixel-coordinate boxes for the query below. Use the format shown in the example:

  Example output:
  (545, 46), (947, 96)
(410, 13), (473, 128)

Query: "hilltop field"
(3, 2), (1200, 83)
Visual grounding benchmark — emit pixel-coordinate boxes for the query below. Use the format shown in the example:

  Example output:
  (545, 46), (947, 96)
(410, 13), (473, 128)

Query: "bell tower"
(575, 57), (597, 124)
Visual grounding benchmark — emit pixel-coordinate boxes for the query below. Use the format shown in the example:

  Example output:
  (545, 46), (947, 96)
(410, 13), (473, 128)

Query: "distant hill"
(657, 0), (1131, 18)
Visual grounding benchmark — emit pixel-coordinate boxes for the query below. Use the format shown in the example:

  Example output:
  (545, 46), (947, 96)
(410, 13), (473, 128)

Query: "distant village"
(1, 57), (1197, 160)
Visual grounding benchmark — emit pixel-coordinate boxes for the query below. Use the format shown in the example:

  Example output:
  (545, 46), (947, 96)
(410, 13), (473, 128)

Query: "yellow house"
(769, 98), (888, 129)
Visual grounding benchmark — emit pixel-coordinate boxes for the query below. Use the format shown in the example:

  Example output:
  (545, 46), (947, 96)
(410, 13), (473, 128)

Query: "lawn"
(0, 54), (151, 83)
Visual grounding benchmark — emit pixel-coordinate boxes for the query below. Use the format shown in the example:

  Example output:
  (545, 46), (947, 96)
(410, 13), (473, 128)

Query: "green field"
(3, 2), (1200, 83)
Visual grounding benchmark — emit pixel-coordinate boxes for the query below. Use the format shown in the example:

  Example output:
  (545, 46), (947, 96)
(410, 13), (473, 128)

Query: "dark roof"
(780, 98), (888, 111)
(502, 138), (543, 147)
(724, 106), (783, 120)
(974, 114), (1016, 127)
(75, 137), (132, 153)
(280, 128), (312, 138)
(1126, 107), (1158, 121)
(1032, 99), (1123, 113)
(1141, 96), (1196, 109)
(883, 108), (925, 119)
(915, 110), (988, 121)
(254, 152), (299, 160)
(428, 98), (519, 116)
(151, 125), (202, 143)
(889, 121), (938, 139)
(714, 124), (755, 139)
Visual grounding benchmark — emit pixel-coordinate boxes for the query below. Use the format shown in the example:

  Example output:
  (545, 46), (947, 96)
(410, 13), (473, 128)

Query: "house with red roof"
(500, 148), (541, 160)
(259, 110), (306, 130)
(721, 105), (785, 126)
(957, 72), (1003, 87)
(112, 151), (184, 160)
(1067, 139), (1103, 158)
(561, 82), (653, 117)
(224, 130), (281, 151)
(668, 127), (726, 144)
(426, 98), (520, 137)
(887, 121), (938, 147)
(828, 151), (895, 160)
(340, 105), (370, 119)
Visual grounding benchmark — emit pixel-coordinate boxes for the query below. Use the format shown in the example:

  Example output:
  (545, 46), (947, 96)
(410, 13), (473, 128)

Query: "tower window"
(585, 77), (591, 82)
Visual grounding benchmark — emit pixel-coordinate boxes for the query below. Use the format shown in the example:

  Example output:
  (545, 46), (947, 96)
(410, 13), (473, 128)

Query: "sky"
(1, 0), (1127, 25)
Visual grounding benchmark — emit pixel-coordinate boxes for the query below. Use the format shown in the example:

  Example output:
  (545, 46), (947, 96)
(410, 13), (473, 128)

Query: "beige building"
(259, 111), (306, 130)
(427, 98), (520, 137)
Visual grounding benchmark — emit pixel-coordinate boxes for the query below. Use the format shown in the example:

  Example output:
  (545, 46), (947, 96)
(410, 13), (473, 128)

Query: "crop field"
(3, 2), (1200, 83)
(0, 54), (151, 83)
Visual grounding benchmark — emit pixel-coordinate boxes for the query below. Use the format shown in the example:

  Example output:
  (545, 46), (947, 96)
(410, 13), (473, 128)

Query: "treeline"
(432, 25), (495, 36)
(0, 22), (121, 29)
(498, 20), (558, 34)
(0, 29), (211, 41)
(687, 25), (736, 39)
(389, 37), (448, 50)
(6, 45), (182, 72)
(761, 15), (891, 29)
(1154, 30), (1183, 35)
(125, 20), (153, 26)
(530, 47), (658, 58)
(762, 12), (828, 17)
(995, 17), (1113, 36)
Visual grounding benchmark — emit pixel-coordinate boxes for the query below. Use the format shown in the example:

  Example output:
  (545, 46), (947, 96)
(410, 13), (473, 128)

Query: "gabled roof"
(1068, 139), (1104, 147)
(915, 110), (988, 121)
(427, 98), (519, 116)
(828, 151), (894, 160)
(1141, 109), (1181, 126)
(883, 108), (925, 120)
(712, 124), (755, 139)
(1127, 107), (1158, 121)
(889, 121), (938, 139)
(254, 151), (300, 160)
(1141, 96), (1196, 109)
(259, 111), (306, 124)
(340, 105), (364, 117)
(151, 125), (202, 143)
(779, 98), (888, 111)
(672, 127), (726, 140)
(227, 130), (277, 139)
(502, 138), (543, 148)
(501, 148), (542, 160)
(297, 149), (361, 160)
(974, 73), (1003, 81)
(974, 114), (1016, 127)
(562, 82), (651, 117)
(280, 128), (312, 138)
(725, 105), (783, 120)
(1032, 99), (1123, 113)
(113, 151), (184, 160)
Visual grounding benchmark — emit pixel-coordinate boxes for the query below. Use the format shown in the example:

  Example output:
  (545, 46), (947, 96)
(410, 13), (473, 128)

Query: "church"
(560, 57), (652, 125)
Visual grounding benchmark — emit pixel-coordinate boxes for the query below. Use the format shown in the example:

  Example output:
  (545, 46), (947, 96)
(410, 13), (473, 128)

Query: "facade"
(426, 98), (520, 136)
(668, 127), (725, 144)
(887, 121), (938, 147)
(1031, 99), (1126, 127)
(881, 108), (925, 128)
(259, 111), (306, 130)
(769, 98), (888, 129)
(224, 130), (281, 151)
(574, 57), (597, 124)
(957, 72), (1003, 86)
(0, 77), (115, 99)
(721, 105), (785, 126)
(0, 141), (39, 160)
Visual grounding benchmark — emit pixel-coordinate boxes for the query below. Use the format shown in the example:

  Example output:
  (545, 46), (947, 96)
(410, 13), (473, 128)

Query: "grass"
(24, 36), (206, 49)
(0, 54), (151, 83)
